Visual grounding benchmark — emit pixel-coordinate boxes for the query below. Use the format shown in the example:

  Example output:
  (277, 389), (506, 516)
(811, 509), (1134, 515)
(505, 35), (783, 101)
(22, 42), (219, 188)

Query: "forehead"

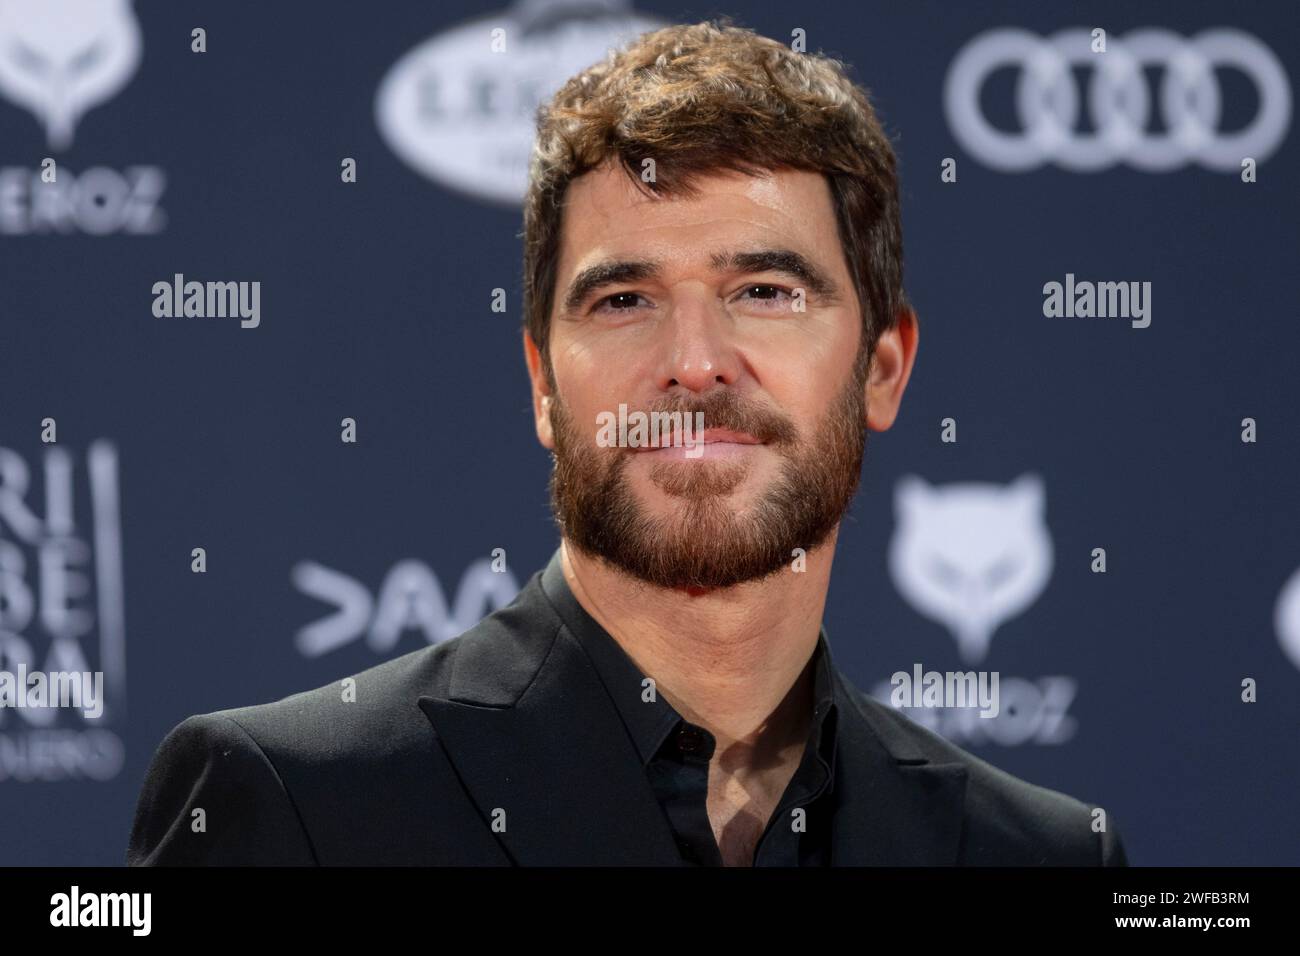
(556, 161), (842, 270)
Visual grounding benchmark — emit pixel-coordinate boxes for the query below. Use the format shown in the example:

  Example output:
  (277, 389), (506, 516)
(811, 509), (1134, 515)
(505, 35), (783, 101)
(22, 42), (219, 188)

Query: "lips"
(632, 427), (763, 451)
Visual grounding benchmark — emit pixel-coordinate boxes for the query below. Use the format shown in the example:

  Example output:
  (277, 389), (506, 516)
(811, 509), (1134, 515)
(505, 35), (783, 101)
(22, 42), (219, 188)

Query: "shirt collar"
(539, 547), (839, 775)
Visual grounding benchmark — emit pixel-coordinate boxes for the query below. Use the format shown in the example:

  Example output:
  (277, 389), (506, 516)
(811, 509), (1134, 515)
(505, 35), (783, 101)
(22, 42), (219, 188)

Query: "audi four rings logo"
(945, 27), (1292, 172)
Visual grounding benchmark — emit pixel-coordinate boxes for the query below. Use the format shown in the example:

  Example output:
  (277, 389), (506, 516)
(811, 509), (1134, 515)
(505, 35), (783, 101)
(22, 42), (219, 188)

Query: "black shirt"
(540, 553), (839, 866)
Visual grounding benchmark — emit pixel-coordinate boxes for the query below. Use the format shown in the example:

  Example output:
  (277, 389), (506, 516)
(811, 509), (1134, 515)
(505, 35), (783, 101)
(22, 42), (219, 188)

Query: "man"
(126, 20), (1127, 866)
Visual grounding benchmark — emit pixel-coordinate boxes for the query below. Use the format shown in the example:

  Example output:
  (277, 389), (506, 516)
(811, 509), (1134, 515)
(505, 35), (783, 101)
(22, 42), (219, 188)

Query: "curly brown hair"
(521, 18), (907, 382)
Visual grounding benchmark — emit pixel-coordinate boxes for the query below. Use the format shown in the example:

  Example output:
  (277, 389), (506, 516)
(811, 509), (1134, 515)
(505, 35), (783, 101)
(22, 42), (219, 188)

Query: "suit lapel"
(828, 669), (969, 865)
(417, 613), (684, 866)
(417, 561), (969, 866)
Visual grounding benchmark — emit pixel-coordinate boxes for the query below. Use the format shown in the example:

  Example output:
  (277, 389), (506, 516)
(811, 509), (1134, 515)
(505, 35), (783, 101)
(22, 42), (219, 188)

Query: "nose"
(652, 296), (743, 395)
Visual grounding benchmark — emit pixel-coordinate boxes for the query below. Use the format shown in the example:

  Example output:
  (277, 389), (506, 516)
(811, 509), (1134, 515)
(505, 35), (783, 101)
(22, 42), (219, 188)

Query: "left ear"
(864, 306), (919, 431)
(523, 328), (557, 451)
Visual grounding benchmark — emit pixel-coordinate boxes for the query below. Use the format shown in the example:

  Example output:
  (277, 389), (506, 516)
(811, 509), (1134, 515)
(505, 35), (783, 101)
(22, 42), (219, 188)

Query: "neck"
(559, 533), (837, 757)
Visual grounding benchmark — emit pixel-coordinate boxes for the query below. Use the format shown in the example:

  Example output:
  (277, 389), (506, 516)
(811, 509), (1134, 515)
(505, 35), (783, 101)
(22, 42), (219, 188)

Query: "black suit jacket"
(126, 552), (1129, 866)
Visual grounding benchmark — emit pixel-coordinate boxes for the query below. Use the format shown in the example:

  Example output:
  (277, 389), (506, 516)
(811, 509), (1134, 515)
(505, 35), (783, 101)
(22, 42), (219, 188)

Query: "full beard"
(546, 359), (869, 591)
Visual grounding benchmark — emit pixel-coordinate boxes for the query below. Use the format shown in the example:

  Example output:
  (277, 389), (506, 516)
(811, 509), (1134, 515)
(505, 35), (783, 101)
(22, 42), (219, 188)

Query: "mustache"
(635, 390), (798, 446)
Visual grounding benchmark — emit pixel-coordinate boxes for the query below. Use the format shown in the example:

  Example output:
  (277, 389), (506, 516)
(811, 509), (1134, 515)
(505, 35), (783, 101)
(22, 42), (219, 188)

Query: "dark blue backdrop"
(1, 0), (1297, 865)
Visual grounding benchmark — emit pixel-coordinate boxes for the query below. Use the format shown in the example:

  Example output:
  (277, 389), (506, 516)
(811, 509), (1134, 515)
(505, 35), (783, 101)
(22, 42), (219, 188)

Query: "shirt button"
(677, 725), (706, 754)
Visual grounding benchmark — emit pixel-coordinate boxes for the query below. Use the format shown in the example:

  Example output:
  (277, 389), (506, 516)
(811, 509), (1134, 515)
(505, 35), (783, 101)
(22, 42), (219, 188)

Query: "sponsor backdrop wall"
(2, 0), (1297, 866)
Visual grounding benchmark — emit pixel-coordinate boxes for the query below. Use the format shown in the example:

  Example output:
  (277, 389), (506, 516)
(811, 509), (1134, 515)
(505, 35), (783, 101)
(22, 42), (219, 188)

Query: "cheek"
(556, 337), (648, 405)
(750, 306), (857, 363)
(551, 377), (633, 451)
(751, 326), (855, 415)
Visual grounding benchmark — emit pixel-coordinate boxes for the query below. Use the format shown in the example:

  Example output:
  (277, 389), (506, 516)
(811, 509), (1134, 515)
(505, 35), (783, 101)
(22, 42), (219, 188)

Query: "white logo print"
(0, 442), (128, 782)
(889, 474), (1053, 664)
(375, 0), (665, 204)
(0, 0), (142, 150)
(1275, 566), (1300, 673)
(292, 558), (521, 657)
(945, 27), (1292, 172)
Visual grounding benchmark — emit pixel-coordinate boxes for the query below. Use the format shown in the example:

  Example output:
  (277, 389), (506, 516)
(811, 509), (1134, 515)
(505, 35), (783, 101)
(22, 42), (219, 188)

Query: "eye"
(12, 41), (50, 73)
(71, 42), (105, 73)
(984, 555), (1020, 588)
(593, 291), (650, 313)
(734, 284), (795, 309)
(927, 555), (963, 589)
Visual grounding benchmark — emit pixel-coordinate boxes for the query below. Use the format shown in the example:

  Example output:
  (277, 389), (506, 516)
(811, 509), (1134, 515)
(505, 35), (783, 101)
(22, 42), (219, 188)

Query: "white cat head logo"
(889, 473), (1054, 663)
(1274, 566), (1300, 672)
(0, 0), (142, 150)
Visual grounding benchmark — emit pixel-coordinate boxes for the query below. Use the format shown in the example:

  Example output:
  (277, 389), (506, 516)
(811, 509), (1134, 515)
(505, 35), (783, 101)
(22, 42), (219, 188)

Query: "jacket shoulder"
(125, 709), (317, 864)
(126, 603), (538, 865)
(850, 689), (1128, 865)
(215, 637), (458, 760)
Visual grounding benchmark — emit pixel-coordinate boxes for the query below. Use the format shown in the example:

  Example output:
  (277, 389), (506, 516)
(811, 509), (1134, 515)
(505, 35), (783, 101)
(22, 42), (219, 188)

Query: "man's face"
(530, 161), (872, 590)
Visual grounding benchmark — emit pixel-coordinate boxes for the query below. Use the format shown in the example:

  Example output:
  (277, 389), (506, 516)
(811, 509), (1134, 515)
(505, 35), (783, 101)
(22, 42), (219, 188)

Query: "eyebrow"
(559, 248), (841, 314)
